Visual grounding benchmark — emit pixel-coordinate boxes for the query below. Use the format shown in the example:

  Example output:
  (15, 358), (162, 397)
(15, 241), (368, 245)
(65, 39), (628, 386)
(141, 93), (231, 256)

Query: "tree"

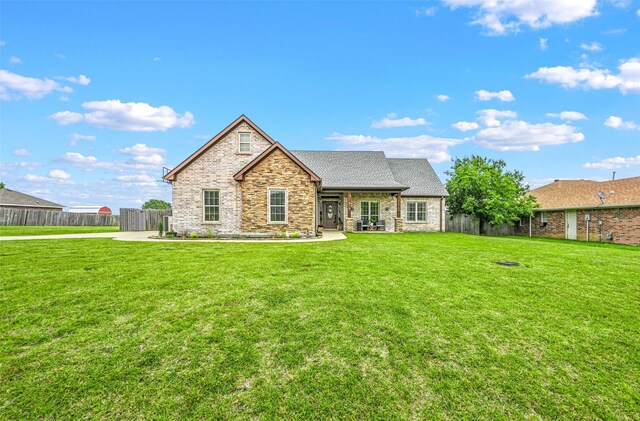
(445, 155), (537, 233)
(142, 199), (171, 210)
(0, 182), (5, 189)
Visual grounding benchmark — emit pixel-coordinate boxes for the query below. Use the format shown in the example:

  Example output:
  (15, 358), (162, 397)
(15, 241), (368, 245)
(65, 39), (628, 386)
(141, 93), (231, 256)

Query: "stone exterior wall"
(170, 122), (272, 234)
(515, 207), (640, 246)
(348, 192), (397, 231)
(240, 149), (317, 235)
(401, 197), (443, 232)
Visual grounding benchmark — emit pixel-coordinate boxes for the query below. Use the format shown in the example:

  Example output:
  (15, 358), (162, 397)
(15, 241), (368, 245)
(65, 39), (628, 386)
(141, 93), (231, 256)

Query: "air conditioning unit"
(584, 214), (591, 221)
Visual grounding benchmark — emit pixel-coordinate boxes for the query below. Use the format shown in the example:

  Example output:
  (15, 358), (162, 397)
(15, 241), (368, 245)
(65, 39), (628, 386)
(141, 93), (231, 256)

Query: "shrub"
(291, 232), (300, 239)
(157, 220), (164, 237)
(189, 232), (199, 239)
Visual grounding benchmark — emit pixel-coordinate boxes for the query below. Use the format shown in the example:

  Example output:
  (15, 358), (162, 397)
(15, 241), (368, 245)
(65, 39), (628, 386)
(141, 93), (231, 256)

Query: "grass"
(1, 233), (638, 419)
(0, 225), (119, 236)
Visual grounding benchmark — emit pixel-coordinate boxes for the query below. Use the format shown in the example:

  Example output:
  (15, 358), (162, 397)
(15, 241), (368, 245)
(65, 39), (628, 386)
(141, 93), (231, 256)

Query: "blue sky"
(1, 0), (639, 211)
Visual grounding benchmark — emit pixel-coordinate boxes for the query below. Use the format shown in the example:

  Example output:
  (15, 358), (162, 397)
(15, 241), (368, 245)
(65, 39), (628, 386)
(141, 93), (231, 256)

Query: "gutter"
(536, 203), (640, 211)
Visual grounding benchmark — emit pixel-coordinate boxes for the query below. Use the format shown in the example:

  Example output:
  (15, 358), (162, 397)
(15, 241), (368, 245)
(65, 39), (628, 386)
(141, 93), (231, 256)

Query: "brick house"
(516, 177), (640, 246)
(163, 115), (448, 236)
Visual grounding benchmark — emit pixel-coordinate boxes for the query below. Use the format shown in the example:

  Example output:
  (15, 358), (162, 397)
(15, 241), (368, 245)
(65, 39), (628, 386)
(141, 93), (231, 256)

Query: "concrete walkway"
(0, 230), (347, 243)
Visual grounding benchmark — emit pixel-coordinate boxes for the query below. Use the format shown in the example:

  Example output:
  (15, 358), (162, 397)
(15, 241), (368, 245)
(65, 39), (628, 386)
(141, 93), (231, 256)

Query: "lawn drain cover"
(496, 261), (520, 267)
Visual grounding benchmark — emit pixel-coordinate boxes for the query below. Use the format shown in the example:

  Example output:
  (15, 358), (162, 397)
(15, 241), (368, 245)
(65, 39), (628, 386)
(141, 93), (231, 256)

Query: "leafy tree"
(0, 182), (5, 189)
(142, 199), (171, 210)
(445, 155), (537, 233)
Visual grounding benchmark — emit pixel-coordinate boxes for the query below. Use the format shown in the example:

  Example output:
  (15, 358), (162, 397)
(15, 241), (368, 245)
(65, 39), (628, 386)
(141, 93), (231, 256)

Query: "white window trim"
(238, 132), (251, 154)
(406, 201), (427, 223)
(202, 189), (221, 224)
(267, 188), (288, 224)
(360, 201), (380, 223)
(540, 211), (548, 223)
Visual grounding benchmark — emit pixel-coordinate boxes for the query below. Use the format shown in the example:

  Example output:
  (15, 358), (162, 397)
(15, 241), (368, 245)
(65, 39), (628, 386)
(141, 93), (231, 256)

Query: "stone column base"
(345, 217), (354, 232)
(395, 217), (404, 232)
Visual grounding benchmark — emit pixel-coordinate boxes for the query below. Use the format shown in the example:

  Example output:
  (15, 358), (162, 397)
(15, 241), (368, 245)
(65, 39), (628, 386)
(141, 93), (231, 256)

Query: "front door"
(565, 210), (577, 240)
(323, 201), (338, 229)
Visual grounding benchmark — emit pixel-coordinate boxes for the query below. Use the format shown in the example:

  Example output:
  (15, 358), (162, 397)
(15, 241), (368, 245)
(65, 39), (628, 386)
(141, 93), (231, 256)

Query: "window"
(239, 132), (251, 153)
(540, 211), (548, 223)
(203, 190), (219, 222)
(269, 189), (287, 223)
(407, 202), (427, 222)
(519, 217), (527, 226)
(361, 201), (379, 224)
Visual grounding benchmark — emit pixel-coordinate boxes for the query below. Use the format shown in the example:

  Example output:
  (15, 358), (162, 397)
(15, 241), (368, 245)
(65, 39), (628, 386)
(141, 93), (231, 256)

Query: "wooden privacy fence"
(445, 212), (516, 236)
(119, 208), (172, 231)
(0, 208), (119, 226)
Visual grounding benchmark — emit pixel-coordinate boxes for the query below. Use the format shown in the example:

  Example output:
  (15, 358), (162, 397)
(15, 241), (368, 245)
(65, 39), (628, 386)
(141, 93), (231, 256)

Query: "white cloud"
(59, 152), (100, 167)
(68, 133), (97, 146)
(637, 8), (640, 16)
(0, 40), (6, 46)
(9, 56), (22, 64)
(0, 70), (73, 100)
(59, 96), (70, 102)
(540, 38), (548, 50)
(153, 57), (161, 62)
(416, 6), (437, 17)
(452, 121), (479, 131)
(526, 58), (640, 94)
(13, 148), (30, 156)
(49, 100), (195, 131)
(475, 89), (515, 101)
(0, 161), (40, 171)
(23, 174), (49, 183)
(115, 173), (158, 187)
(48, 169), (71, 180)
(119, 143), (166, 165)
(441, 0), (597, 35)
(476, 109), (517, 127)
(579, 42), (603, 52)
(604, 115), (639, 130)
(436, 94), (451, 102)
(584, 155), (640, 169)
(371, 113), (427, 128)
(470, 120), (584, 151)
(326, 132), (461, 163)
(546, 111), (587, 121)
(59, 75), (91, 85)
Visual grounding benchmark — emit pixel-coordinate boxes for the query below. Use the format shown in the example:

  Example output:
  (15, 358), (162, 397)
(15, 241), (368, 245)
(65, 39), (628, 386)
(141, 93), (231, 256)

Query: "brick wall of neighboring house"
(516, 207), (640, 245)
(240, 149), (317, 235)
(348, 192), (397, 231)
(170, 122), (272, 234)
(401, 197), (444, 232)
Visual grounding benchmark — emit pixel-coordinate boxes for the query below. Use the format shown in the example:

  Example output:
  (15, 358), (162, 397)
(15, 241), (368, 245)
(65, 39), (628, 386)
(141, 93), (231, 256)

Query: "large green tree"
(142, 199), (171, 210)
(445, 155), (537, 233)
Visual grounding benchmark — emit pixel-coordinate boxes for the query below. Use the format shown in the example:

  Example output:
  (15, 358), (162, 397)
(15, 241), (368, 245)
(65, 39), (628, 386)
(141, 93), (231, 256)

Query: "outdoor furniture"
(355, 220), (363, 231)
(375, 220), (385, 231)
(361, 218), (369, 230)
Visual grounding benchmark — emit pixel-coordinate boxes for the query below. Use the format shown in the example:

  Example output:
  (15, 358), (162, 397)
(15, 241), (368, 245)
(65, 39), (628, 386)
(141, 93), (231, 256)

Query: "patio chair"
(362, 218), (369, 230)
(375, 220), (385, 231)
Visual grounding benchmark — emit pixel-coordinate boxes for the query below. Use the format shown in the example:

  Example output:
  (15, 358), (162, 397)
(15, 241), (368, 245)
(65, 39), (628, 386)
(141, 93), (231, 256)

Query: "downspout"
(586, 218), (589, 242)
(440, 197), (444, 232)
(529, 215), (532, 238)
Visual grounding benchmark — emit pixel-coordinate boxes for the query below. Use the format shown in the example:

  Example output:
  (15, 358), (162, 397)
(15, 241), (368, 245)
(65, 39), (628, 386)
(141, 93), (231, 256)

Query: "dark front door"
(323, 201), (338, 229)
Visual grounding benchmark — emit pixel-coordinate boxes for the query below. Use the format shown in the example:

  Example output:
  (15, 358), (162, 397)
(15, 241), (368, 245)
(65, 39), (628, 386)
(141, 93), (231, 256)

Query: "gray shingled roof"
(0, 188), (64, 209)
(387, 159), (449, 197)
(291, 151), (408, 190)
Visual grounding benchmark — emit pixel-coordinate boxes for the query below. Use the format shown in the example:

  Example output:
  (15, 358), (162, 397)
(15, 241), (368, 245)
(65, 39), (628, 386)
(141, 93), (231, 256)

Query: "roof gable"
(164, 115), (275, 181)
(234, 143), (320, 182)
(530, 176), (640, 209)
(0, 188), (64, 209)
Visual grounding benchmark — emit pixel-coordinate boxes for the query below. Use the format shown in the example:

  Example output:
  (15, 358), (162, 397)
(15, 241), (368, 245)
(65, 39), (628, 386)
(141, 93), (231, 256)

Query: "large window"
(203, 190), (220, 222)
(269, 189), (287, 223)
(239, 132), (251, 153)
(407, 202), (427, 222)
(361, 201), (379, 224)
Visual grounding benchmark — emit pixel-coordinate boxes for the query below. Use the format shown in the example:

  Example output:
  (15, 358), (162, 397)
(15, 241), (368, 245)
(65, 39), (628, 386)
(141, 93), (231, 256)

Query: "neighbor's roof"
(530, 176), (640, 210)
(387, 158), (449, 197)
(0, 188), (64, 209)
(291, 151), (408, 191)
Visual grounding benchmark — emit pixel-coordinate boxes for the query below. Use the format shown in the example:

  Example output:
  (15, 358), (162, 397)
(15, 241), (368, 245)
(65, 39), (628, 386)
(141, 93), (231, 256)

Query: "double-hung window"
(407, 202), (427, 222)
(203, 190), (220, 222)
(239, 132), (251, 153)
(361, 201), (379, 224)
(269, 189), (287, 223)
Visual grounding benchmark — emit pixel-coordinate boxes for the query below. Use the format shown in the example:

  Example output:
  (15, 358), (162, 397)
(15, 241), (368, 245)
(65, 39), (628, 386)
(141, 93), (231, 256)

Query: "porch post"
(394, 191), (404, 232)
(345, 192), (354, 232)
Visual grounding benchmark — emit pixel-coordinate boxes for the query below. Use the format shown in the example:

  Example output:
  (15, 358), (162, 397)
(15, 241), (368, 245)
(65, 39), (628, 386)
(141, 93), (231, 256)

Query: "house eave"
(537, 203), (640, 211)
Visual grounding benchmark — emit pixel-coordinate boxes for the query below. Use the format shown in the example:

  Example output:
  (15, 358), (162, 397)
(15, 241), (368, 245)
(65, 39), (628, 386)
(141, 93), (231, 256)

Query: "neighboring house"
(517, 177), (640, 246)
(163, 115), (448, 235)
(68, 206), (113, 215)
(0, 188), (64, 212)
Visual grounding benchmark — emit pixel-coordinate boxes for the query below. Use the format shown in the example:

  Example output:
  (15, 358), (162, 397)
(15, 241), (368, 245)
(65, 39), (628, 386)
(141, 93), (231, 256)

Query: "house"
(517, 177), (640, 246)
(0, 187), (64, 212)
(68, 206), (113, 215)
(163, 115), (448, 236)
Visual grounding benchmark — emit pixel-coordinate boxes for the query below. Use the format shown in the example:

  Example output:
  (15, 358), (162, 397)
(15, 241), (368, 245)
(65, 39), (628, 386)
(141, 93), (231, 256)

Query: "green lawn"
(0, 225), (120, 236)
(1, 233), (638, 419)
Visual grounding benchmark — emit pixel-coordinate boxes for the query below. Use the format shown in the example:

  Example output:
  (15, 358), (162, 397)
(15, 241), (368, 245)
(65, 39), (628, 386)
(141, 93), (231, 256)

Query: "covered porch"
(316, 190), (405, 232)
